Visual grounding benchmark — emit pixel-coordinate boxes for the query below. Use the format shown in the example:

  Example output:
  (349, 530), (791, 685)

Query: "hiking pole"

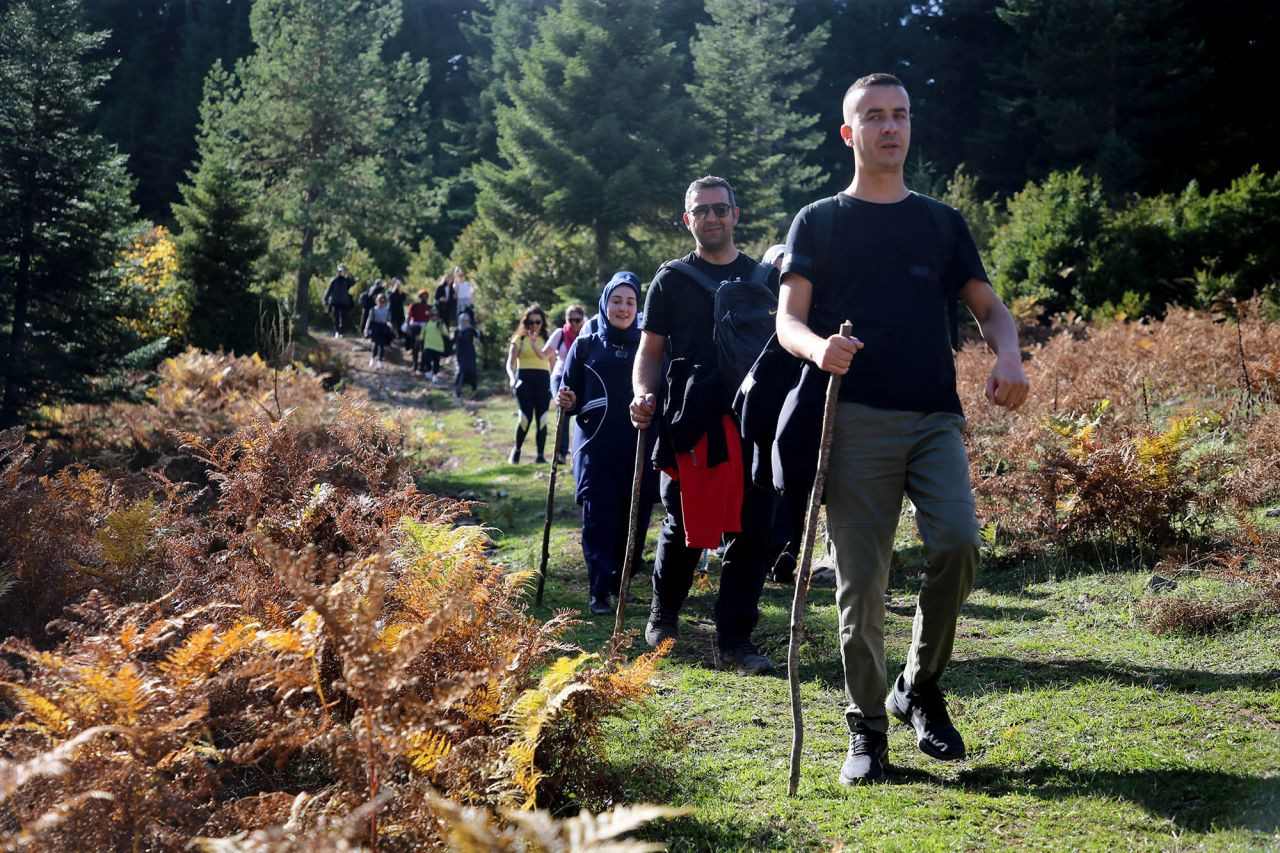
(788, 319), (852, 797)
(535, 408), (568, 607)
(611, 425), (648, 647)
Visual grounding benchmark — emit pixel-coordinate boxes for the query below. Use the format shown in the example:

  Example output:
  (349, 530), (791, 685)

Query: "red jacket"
(659, 414), (743, 549)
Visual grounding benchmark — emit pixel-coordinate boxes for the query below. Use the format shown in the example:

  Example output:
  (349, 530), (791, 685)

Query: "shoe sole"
(887, 695), (966, 761)
(838, 769), (887, 786)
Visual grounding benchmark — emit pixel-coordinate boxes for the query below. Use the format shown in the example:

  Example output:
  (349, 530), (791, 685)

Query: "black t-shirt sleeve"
(780, 204), (816, 285)
(640, 269), (673, 336)
(947, 206), (988, 293)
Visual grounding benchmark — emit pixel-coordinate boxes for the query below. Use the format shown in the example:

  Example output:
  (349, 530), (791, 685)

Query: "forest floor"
(317, 332), (1280, 852)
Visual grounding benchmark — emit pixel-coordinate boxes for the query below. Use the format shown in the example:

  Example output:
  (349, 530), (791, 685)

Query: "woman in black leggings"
(504, 304), (554, 463)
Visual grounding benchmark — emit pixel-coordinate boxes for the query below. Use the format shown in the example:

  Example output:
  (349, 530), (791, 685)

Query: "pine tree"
(994, 0), (1207, 193)
(0, 0), (144, 429)
(687, 0), (828, 244)
(198, 0), (430, 336)
(171, 155), (268, 355)
(474, 0), (695, 284)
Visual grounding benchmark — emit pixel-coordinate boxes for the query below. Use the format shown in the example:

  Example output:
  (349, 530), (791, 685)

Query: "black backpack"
(660, 258), (776, 396)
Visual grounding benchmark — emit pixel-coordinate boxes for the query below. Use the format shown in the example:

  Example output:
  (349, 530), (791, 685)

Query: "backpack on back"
(660, 259), (776, 395)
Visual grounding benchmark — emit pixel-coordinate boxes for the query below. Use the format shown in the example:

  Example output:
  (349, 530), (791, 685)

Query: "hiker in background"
(406, 289), (431, 372)
(434, 270), (457, 326)
(630, 175), (778, 676)
(505, 304), (553, 463)
(419, 308), (447, 382)
(387, 278), (407, 347)
(323, 263), (355, 338)
(776, 72), (1028, 785)
(453, 266), (475, 321)
(558, 273), (657, 615)
(360, 278), (386, 343)
(364, 292), (394, 370)
(546, 303), (587, 464)
(453, 311), (480, 397)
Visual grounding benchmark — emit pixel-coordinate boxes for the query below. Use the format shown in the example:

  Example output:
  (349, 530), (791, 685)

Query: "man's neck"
(845, 168), (909, 204)
(695, 244), (739, 266)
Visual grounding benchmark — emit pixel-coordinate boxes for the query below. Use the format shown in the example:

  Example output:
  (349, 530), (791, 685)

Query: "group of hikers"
(322, 264), (480, 395)
(531, 74), (1030, 787)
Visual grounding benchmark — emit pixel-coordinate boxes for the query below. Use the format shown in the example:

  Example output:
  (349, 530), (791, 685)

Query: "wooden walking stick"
(535, 409), (569, 607)
(611, 426), (648, 645)
(788, 319), (852, 797)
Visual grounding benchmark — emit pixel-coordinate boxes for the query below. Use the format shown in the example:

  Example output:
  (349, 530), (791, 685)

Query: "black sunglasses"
(687, 202), (733, 220)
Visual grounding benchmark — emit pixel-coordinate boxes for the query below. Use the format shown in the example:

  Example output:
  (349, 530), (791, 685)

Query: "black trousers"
(650, 433), (773, 648)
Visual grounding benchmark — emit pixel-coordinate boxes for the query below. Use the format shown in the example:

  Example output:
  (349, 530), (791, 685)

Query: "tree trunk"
(1, 219), (33, 429)
(294, 225), (315, 337)
(593, 222), (610, 289)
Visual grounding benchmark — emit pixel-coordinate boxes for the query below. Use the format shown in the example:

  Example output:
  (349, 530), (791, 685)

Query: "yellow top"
(515, 336), (550, 371)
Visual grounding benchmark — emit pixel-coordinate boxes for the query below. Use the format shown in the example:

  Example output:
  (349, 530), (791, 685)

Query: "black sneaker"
(588, 595), (611, 616)
(839, 728), (888, 786)
(644, 612), (678, 648)
(886, 672), (966, 760)
(507, 448), (520, 464)
(712, 641), (774, 675)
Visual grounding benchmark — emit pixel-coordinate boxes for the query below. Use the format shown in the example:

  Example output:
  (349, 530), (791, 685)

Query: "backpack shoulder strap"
(912, 192), (961, 351)
(747, 261), (773, 289)
(661, 259), (721, 298)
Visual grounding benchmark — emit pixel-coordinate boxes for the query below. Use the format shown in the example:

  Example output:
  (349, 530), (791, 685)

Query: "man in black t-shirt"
(777, 74), (1029, 785)
(630, 175), (775, 676)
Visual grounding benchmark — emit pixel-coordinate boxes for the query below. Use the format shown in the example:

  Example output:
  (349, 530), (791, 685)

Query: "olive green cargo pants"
(826, 402), (979, 733)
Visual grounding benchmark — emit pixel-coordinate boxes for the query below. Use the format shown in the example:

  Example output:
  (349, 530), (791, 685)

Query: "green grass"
(401, 377), (1280, 851)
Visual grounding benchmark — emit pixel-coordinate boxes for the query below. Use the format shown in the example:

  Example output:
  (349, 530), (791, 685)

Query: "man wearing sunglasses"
(776, 73), (1029, 785)
(630, 175), (777, 676)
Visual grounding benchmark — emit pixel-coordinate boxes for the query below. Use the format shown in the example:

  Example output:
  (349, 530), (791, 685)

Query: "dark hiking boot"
(839, 729), (889, 786)
(771, 552), (796, 585)
(644, 612), (678, 649)
(886, 672), (966, 761)
(588, 595), (611, 616)
(713, 641), (774, 675)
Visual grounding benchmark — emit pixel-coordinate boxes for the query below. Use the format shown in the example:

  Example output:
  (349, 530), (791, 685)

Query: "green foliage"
(940, 165), (1006, 255)
(687, 0), (828, 243)
(0, 0), (150, 429)
(474, 0), (694, 282)
(987, 169), (1109, 316)
(171, 155), (267, 355)
(994, 0), (1207, 192)
(406, 236), (450, 295)
(198, 0), (430, 335)
(989, 167), (1280, 320)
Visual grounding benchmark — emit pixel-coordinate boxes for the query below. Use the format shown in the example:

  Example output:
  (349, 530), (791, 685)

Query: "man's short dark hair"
(842, 73), (907, 123)
(685, 175), (735, 210)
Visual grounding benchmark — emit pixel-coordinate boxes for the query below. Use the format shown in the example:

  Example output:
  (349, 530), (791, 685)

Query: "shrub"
(0, 383), (672, 847)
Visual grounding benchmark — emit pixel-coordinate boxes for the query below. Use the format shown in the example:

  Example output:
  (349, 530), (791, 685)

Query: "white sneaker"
(369, 358), (376, 367)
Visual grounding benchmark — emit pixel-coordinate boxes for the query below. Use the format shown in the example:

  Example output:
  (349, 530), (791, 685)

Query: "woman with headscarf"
(556, 272), (659, 615)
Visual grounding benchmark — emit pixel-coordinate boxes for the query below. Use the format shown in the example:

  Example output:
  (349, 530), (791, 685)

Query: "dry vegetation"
(3, 306), (1278, 849)
(0, 351), (678, 851)
(958, 304), (1280, 631)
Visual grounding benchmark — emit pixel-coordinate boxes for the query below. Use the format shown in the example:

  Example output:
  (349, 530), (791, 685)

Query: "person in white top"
(453, 266), (474, 318)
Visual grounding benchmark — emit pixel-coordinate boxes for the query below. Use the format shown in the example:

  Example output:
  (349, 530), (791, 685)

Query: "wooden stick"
(611, 426), (648, 646)
(535, 408), (568, 607)
(788, 319), (852, 797)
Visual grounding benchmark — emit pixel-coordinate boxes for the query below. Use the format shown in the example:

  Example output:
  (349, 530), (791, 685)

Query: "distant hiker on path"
(630, 175), (779, 676)
(506, 304), (554, 463)
(323, 263), (355, 338)
(775, 73), (1029, 786)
